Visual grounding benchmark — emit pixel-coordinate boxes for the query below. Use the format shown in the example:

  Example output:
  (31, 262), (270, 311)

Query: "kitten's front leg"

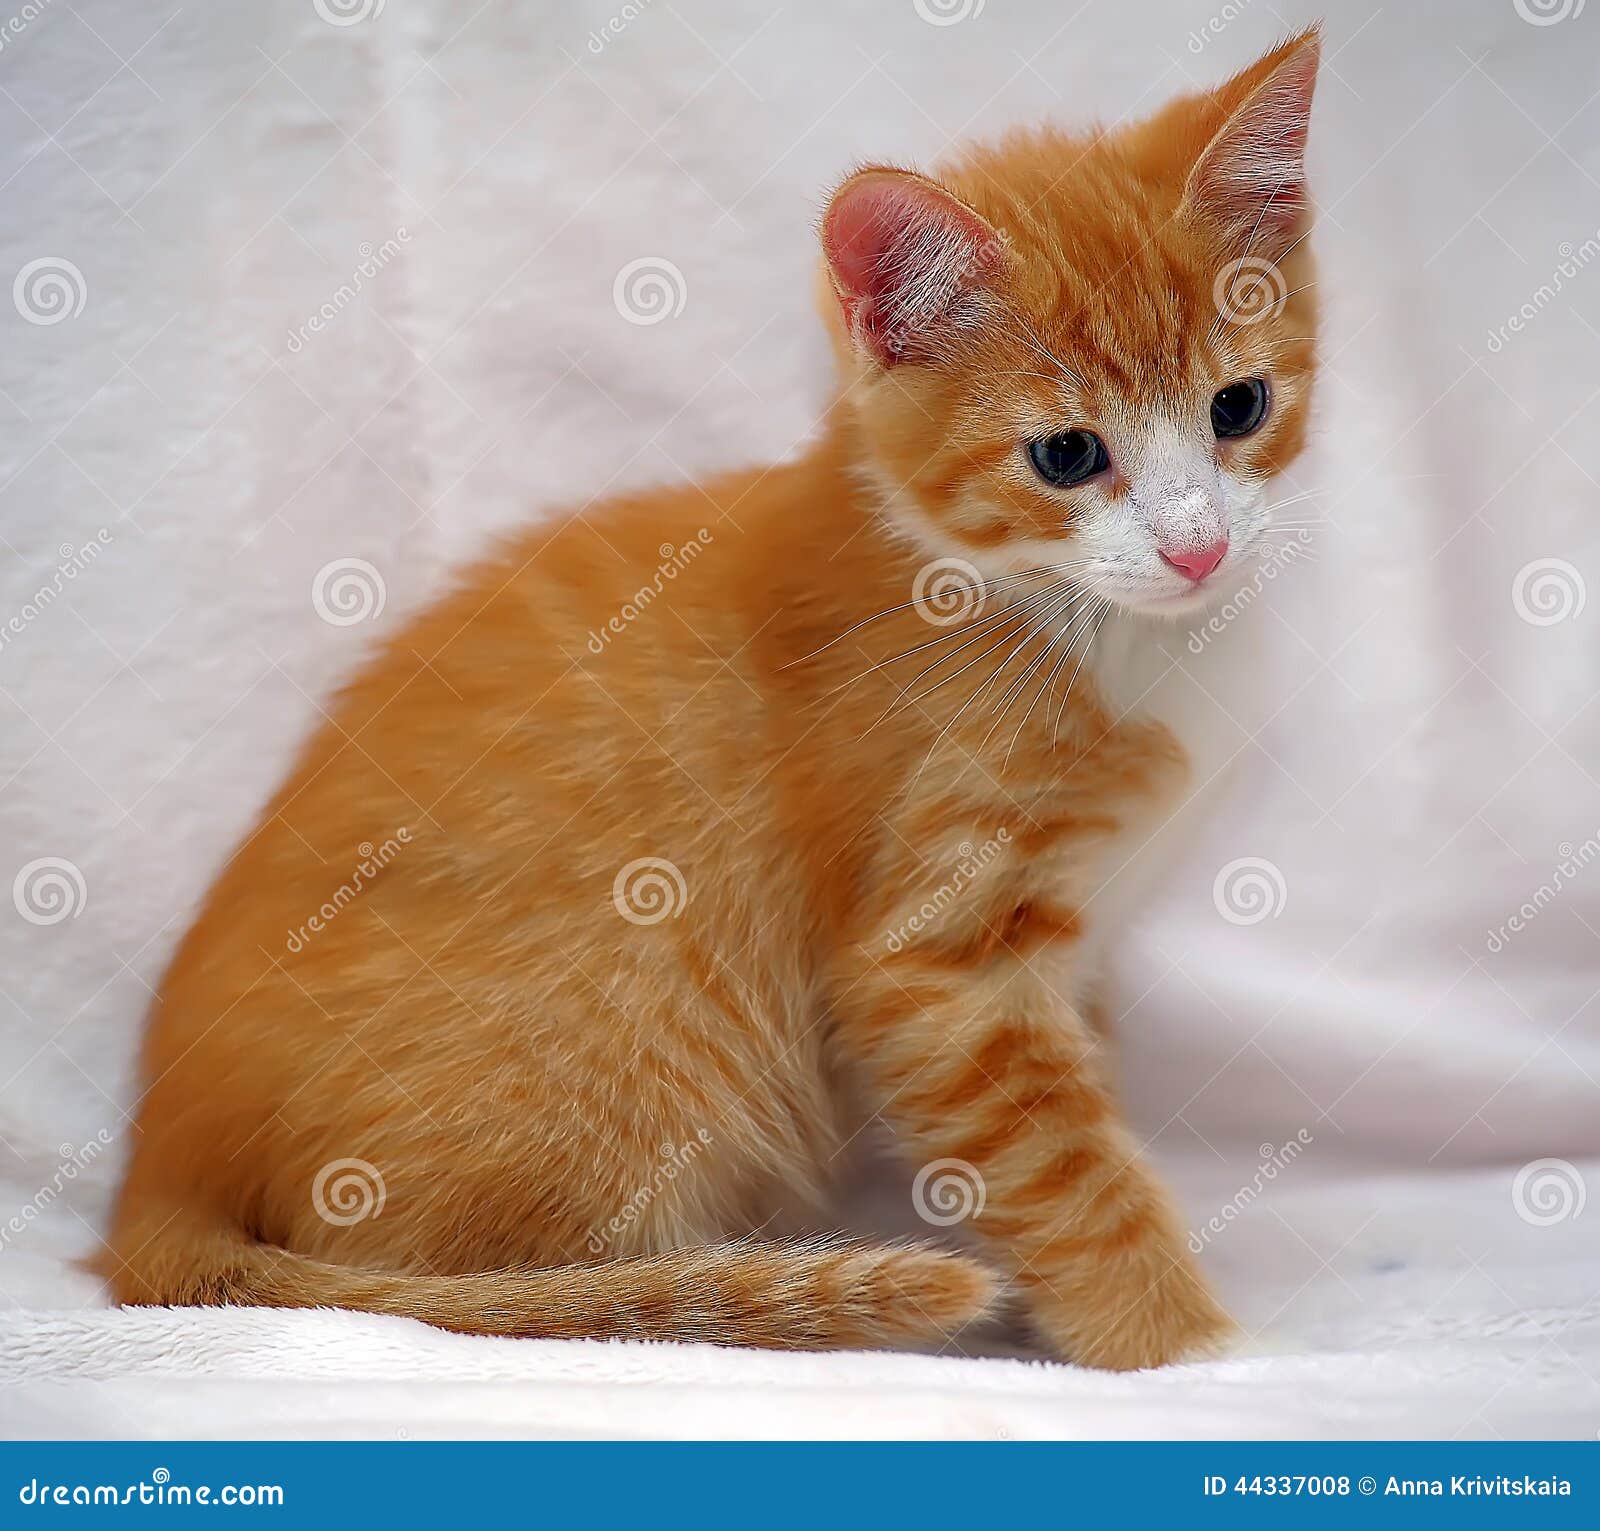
(829, 948), (1234, 1370)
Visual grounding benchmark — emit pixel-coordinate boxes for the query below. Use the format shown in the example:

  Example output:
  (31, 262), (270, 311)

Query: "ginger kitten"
(104, 31), (1320, 1369)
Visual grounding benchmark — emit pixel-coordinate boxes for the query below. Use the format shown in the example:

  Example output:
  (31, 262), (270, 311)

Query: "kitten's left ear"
(1181, 29), (1320, 253)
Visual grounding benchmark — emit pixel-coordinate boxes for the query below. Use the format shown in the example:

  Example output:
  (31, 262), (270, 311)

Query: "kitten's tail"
(101, 1197), (998, 1351)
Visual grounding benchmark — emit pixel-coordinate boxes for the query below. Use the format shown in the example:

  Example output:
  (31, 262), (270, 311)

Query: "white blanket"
(2, 0), (1598, 1439)
(2, 1159), (1597, 1439)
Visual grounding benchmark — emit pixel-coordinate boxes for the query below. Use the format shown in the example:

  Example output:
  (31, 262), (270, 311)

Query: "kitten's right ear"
(821, 169), (1008, 368)
(1180, 28), (1320, 255)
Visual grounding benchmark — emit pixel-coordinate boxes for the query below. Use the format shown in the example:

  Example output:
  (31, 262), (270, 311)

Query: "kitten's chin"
(1108, 561), (1254, 623)
(1106, 583), (1226, 622)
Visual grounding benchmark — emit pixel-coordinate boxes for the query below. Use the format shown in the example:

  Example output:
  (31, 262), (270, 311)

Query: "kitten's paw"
(1075, 1314), (1239, 1371)
(1044, 1261), (1238, 1371)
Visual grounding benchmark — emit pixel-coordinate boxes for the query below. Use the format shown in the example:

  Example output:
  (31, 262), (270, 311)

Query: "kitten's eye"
(1211, 378), (1270, 439)
(1028, 429), (1109, 487)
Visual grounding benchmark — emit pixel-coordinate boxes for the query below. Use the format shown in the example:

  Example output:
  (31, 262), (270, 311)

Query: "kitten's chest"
(1041, 614), (1242, 961)
(1085, 614), (1235, 781)
(876, 614), (1246, 985)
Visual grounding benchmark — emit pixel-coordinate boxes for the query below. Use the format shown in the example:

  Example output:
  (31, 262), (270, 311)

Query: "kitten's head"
(820, 30), (1320, 619)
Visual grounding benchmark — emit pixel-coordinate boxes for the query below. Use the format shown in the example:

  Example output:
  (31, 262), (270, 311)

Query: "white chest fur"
(1066, 604), (1258, 973)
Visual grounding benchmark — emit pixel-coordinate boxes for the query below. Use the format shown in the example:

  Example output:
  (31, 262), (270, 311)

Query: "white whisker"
(1054, 599), (1112, 745)
(858, 575), (1085, 732)
(979, 587), (1098, 753)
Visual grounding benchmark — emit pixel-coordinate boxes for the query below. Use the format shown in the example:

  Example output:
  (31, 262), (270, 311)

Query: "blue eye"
(1028, 429), (1109, 487)
(1212, 378), (1270, 438)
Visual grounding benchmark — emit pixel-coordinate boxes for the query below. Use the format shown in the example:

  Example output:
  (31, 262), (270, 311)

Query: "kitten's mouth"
(1148, 584), (1223, 612)
(1105, 576), (1234, 620)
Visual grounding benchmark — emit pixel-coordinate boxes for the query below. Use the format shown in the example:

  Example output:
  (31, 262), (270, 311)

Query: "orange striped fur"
(104, 32), (1321, 1367)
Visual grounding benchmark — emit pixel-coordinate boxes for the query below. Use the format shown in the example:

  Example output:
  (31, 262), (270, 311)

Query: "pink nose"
(1160, 539), (1228, 583)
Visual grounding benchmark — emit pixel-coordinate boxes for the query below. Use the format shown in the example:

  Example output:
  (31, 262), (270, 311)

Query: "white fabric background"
(1, 0), (1598, 1438)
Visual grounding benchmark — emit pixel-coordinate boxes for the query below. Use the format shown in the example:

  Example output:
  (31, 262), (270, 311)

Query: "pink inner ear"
(1188, 42), (1318, 245)
(822, 174), (1002, 365)
(824, 182), (912, 311)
